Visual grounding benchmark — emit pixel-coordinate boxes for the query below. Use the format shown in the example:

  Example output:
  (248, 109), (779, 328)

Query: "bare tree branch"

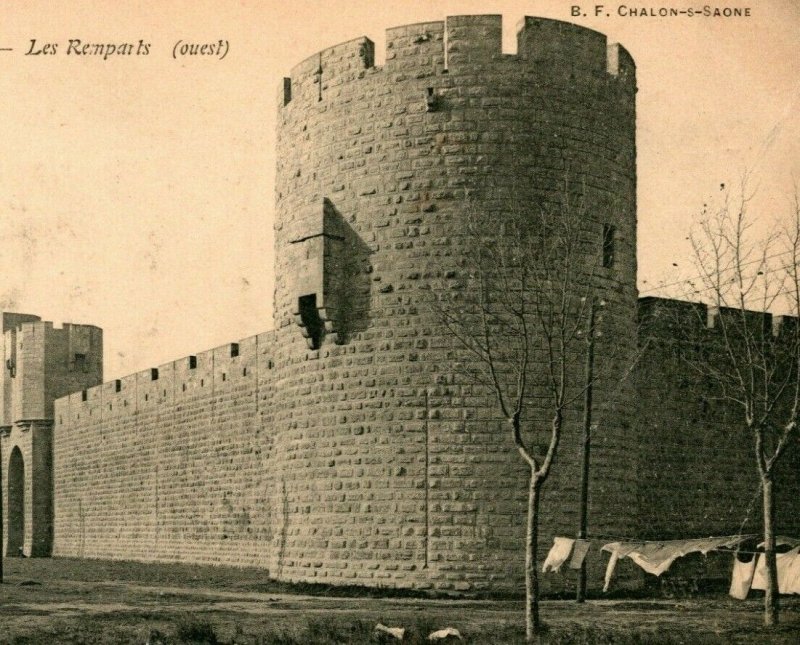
(679, 179), (800, 627)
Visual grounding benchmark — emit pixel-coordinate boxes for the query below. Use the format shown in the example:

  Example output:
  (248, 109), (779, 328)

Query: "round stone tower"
(271, 15), (637, 592)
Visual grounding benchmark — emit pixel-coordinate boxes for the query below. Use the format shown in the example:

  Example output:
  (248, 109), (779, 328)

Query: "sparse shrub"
(303, 617), (373, 644)
(400, 617), (439, 644)
(175, 615), (218, 644)
(147, 628), (169, 645)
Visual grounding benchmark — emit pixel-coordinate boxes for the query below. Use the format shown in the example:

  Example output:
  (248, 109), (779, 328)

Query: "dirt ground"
(1, 558), (799, 644)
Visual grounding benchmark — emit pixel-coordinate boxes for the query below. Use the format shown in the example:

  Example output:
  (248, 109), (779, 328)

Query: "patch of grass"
(175, 615), (219, 644)
(7, 609), (800, 645)
(5, 618), (147, 645)
(226, 615), (800, 645)
(305, 617), (373, 643)
(3, 558), (800, 644)
(397, 616), (440, 644)
(221, 620), (370, 645)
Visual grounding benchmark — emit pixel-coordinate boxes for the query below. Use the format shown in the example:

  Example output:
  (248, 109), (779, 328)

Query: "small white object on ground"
(428, 627), (463, 641)
(374, 623), (405, 640)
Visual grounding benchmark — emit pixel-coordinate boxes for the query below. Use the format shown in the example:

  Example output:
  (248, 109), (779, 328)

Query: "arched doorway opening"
(7, 446), (25, 556)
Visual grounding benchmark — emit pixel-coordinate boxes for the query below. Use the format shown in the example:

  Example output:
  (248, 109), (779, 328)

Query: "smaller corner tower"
(1, 313), (102, 557)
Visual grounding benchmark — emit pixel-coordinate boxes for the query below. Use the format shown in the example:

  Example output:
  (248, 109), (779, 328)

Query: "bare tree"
(685, 180), (800, 626)
(431, 191), (634, 640)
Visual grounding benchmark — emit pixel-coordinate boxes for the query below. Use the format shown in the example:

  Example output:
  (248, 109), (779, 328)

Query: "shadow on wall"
(324, 199), (373, 345)
(293, 199), (374, 349)
(6, 445), (24, 556)
(276, 478), (289, 580)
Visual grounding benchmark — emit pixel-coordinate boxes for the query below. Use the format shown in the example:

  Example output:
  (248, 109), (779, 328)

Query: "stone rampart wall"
(52, 332), (277, 567)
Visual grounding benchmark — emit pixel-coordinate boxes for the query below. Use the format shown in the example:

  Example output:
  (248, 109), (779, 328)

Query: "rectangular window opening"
(115, 379), (121, 393)
(81, 389), (87, 402)
(151, 368), (159, 381)
(602, 224), (616, 269)
(299, 293), (323, 350)
(74, 353), (87, 372)
(282, 77), (292, 106)
(230, 343), (239, 358)
(189, 355), (197, 369)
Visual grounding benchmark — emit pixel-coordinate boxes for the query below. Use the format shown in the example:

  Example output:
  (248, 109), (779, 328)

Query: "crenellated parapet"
(638, 296), (710, 337)
(54, 330), (277, 426)
(279, 16), (635, 111)
(771, 313), (799, 338)
(639, 296), (800, 343)
(516, 16), (635, 81)
(0, 315), (101, 425)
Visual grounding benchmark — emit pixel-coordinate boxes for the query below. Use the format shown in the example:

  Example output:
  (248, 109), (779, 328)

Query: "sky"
(1, 0), (798, 380)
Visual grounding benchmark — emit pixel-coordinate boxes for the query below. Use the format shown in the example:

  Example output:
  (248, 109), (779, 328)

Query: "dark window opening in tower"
(299, 294), (324, 350)
(426, 87), (438, 112)
(602, 224), (616, 268)
(73, 353), (87, 372)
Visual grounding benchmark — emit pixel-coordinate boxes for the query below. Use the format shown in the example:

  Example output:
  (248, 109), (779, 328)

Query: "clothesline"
(579, 532), (786, 556)
(583, 532), (761, 544)
(542, 534), (800, 599)
(542, 532), (757, 576)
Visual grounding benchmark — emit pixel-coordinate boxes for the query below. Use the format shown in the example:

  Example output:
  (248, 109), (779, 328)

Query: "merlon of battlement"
(1, 312), (41, 332)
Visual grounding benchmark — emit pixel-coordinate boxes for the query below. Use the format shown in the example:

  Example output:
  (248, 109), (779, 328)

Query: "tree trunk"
(762, 474), (779, 626)
(525, 470), (541, 642)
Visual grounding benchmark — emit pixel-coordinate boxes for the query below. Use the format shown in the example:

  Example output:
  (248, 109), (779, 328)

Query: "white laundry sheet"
(601, 536), (746, 592)
(749, 546), (800, 595)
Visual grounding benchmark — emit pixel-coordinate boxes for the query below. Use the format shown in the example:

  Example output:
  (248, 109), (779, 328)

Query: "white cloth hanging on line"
(750, 546), (800, 595)
(602, 535), (747, 592)
(542, 537), (575, 573)
(729, 552), (757, 600)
